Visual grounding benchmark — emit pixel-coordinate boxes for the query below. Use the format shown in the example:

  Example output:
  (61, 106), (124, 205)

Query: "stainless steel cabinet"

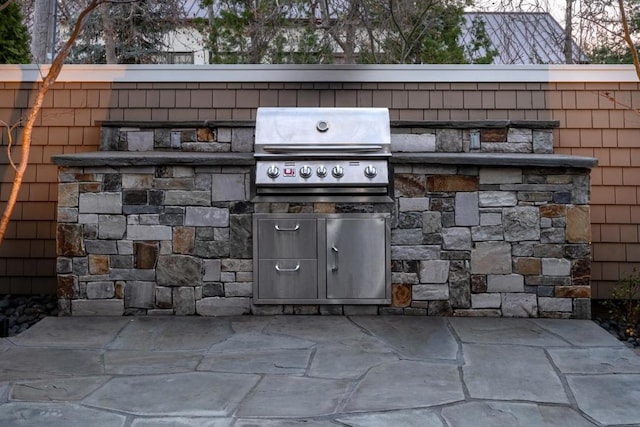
(253, 213), (390, 304)
(326, 217), (387, 300)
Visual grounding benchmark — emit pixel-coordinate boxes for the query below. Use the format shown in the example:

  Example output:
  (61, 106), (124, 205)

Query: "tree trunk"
(31, 0), (56, 63)
(100, 2), (117, 63)
(564, 0), (574, 63)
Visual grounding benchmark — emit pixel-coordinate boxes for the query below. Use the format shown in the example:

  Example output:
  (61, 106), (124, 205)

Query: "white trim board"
(1, 64), (638, 83)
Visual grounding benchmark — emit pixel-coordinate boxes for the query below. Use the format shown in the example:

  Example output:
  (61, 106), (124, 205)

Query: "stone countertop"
(391, 153), (598, 169)
(51, 151), (255, 167)
(52, 151), (597, 169)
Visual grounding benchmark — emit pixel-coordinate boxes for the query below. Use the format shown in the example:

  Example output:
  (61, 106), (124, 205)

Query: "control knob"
(332, 165), (344, 178)
(316, 165), (328, 178)
(364, 164), (377, 178)
(300, 165), (312, 178)
(266, 165), (280, 178)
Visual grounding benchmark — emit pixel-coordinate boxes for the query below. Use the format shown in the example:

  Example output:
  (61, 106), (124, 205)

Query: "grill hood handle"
(262, 144), (383, 153)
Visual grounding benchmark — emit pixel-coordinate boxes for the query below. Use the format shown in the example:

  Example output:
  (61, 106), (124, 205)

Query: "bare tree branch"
(0, 0), (16, 12)
(618, 0), (640, 80)
(0, 0), (108, 244)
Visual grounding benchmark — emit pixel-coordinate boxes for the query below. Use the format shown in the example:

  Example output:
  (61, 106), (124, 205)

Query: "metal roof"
(461, 12), (589, 64)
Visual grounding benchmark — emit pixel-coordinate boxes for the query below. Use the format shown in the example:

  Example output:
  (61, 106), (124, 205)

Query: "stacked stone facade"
(54, 120), (594, 318)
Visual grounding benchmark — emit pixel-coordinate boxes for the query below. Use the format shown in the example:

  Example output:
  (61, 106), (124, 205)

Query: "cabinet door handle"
(331, 245), (339, 271)
(274, 224), (300, 231)
(275, 263), (300, 272)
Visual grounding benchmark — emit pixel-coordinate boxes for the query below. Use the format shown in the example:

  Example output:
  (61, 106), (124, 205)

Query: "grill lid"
(254, 107), (390, 157)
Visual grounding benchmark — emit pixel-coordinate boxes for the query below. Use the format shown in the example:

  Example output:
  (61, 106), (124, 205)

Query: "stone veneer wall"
(54, 120), (594, 318)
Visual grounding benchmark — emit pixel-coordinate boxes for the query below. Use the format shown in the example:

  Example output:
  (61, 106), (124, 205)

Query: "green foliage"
(604, 268), (640, 330)
(465, 16), (497, 65)
(0, 1), (31, 64)
(201, 0), (495, 64)
(204, 0), (333, 64)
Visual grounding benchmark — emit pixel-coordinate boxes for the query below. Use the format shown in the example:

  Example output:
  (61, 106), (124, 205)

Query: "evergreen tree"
(0, 1), (31, 64)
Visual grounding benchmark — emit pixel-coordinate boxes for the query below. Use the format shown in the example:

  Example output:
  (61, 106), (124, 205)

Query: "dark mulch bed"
(0, 294), (59, 337)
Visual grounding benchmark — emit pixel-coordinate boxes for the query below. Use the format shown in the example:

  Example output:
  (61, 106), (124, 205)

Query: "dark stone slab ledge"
(52, 152), (255, 167)
(391, 153), (597, 169)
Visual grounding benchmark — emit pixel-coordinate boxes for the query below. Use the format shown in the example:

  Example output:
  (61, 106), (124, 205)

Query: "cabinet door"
(326, 217), (388, 299)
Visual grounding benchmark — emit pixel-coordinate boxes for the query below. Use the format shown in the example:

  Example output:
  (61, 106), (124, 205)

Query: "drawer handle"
(275, 224), (300, 231)
(331, 245), (339, 271)
(275, 263), (300, 272)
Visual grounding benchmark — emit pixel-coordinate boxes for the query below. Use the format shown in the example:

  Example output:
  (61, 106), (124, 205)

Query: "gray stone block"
(220, 272), (236, 282)
(231, 128), (254, 152)
(471, 225), (504, 241)
(391, 245), (440, 260)
(230, 214), (252, 258)
(203, 259), (221, 281)
(185, 207), (229, 227)
(224, 282), (253, 297)
(419, 260), (450, 283)
(502, 293), (538, 317)
(480, 212), (502, 226)
(507, 128), (533, 143)
(86, 281), (115, 299)
(391, 133), (436, 152)
(572, 175), (591, 204)
(479, 191), (517, 207)
(471, 293), (501, 308)
(163, 190), (210, 206)
(479, 168), (523, 184)
(127, 131), (154, 151)
(72, 299), (124, 316)
(221, 259), (253, 271)
(173, 287), (195, 315)
(455, 192), (479, 226)
(99, 215), (126, 239)
(196, 297), (251, 316)
(212, 174), (246, 201)
(542, 258), (571, 276)
(57, 257), (73, 274)
(126, 225), (172, 241)
(422, 211), (442, 234)
(533, 129), (554, 154)
(391, 228), (423, 245)
(125, 281), (155, 309)
(85, 240), (118, 254)
(155, 286), (172, 308)
(504, 206), (540, 241)
(482, 142), (531, 153)
(412, 284), (449, 300)
(391, 272), (419, 284)
(79, 193), (122, 214)
(487, 274), (525, 292)
(442, 228), (471, 250)
(436, 129), (462, 152)
(471, 242), (512, 274)
(539, 297), (572, 312)
(117, 240), (133, 255)
(157, 255), (202, 287)
(399, 197), (430, 212)
(109, 268), (156, 282)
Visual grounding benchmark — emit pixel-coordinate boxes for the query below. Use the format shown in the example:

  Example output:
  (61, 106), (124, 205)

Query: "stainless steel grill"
(253, 107), (391, 202)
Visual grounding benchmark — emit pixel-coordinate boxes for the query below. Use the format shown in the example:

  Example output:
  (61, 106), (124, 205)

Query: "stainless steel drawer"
(257, 259), (318, 299)
(257, 218), (317, 259)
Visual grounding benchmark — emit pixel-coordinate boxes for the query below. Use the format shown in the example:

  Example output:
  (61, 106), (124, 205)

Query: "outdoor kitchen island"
(52, 113), (597, 319)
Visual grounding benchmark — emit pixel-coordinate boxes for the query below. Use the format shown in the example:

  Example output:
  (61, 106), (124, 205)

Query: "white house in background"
(162, 2), (587, 65)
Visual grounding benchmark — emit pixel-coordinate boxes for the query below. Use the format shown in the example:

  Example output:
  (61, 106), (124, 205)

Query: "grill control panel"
(256, 159), (388, 187)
